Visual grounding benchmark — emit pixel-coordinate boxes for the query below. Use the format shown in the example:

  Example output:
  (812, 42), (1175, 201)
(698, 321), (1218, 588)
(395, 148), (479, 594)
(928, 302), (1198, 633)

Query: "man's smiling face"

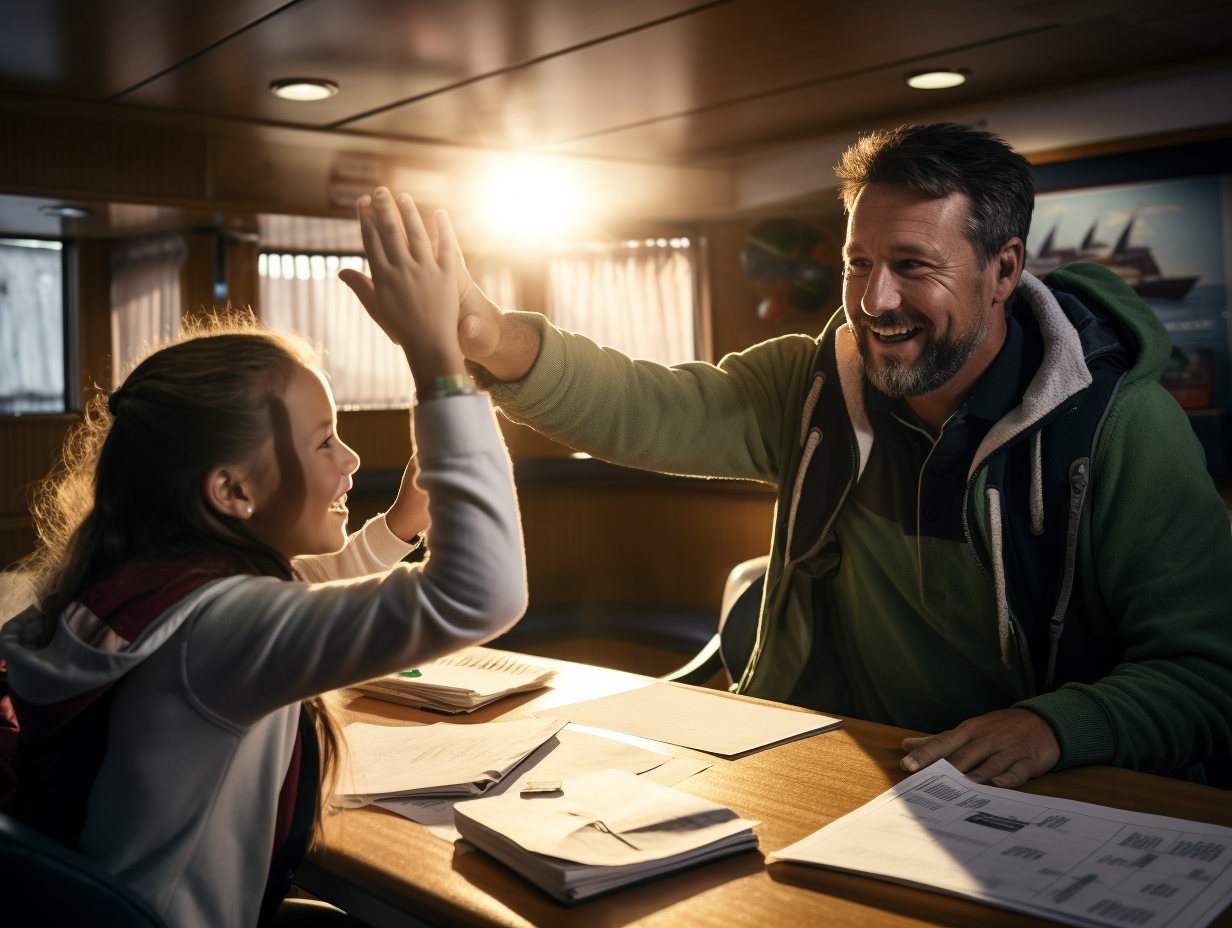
(843, 184), (1007, 400)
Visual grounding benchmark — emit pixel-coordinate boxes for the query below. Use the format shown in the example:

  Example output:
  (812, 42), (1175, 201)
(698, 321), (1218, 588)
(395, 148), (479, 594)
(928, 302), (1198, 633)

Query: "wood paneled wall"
(520, 478), (774, 612)
(181, 234), (260, 321)
(0, 110), (207, 202)
(0, 416), (77, 569)
(77, 239), (114, 399)
(337, 409), (412, 470)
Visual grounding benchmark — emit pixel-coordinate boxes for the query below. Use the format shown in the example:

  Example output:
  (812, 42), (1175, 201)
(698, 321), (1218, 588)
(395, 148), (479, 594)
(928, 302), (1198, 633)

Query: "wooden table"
(299, 651), (1232, 928)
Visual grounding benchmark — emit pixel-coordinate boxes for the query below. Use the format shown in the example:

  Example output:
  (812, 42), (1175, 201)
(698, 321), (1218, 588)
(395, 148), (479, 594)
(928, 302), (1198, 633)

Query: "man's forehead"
(845, 185), (971, 252)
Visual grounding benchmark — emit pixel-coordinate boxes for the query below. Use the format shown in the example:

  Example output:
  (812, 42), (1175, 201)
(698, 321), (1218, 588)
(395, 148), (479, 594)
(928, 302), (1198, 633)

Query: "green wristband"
(417, 374), (478, 403)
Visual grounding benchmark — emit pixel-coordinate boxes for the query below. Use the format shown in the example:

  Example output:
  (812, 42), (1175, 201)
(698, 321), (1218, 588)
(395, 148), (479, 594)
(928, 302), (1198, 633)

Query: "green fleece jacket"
(477, 264), (1232, 779)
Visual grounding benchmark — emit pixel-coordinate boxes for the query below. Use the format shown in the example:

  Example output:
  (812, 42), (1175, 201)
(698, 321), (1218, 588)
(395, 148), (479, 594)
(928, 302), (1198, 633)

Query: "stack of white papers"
(538, 682), (842, 757)
(378, 726), (710, 842)
(335, 717), (565, 808)
(357, 649), (557, 713)
(454, 769), (760, 903)
(771, 759), (1232, 928)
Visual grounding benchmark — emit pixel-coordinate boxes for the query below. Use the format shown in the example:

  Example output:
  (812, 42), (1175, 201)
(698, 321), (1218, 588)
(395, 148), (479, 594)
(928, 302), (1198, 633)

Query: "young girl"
(0, 190), (526, 928)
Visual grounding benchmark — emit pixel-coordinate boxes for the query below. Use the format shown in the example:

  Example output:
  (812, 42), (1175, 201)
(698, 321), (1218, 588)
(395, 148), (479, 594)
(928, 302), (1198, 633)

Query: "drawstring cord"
(1030, 431), (1045, 536)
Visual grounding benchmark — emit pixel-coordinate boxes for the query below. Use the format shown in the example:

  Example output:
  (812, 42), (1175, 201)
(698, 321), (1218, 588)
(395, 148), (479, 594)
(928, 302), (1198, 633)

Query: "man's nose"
(860, 263), (901, 318)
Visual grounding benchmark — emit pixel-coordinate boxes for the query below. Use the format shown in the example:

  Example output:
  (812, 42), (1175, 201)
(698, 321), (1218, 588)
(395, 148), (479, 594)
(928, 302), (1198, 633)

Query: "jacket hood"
(0, 576), (246, 706)
(1043, 261), (1171, 387)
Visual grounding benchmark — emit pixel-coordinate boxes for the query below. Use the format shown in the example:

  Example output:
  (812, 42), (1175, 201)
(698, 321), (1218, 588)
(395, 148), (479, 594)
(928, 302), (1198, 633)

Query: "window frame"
(0, 235), (78, 418)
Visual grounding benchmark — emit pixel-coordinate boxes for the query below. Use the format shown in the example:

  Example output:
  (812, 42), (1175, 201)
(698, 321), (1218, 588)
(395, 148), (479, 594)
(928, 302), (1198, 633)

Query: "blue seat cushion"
(0, 811), (168, 927)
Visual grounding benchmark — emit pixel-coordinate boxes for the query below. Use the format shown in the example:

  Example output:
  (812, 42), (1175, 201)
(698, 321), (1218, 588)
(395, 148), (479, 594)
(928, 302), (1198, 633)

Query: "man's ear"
(203, 465), (255, 520)
(994, 237), (1026, 303)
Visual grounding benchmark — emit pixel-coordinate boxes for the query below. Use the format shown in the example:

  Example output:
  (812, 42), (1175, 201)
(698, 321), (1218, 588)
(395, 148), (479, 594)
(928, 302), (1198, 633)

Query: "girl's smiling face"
(248, 365), (361, 558)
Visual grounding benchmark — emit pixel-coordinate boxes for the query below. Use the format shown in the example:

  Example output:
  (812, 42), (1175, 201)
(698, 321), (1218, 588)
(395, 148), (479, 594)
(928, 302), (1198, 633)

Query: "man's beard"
(851, 309), (989, 398)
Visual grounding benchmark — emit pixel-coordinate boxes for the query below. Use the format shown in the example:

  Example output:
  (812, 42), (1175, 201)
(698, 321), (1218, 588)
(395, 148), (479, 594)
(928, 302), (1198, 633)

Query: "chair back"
(0, 811), (168, 928)
(662, 555), (768, 687)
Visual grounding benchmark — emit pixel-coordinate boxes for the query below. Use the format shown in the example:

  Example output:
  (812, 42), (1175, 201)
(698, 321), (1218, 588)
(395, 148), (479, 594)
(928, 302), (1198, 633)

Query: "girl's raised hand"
(339, 187), (466, 388)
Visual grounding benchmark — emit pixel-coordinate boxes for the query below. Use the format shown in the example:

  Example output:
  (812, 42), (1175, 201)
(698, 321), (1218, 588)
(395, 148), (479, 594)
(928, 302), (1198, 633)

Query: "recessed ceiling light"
(906, 69), (969, 90)
(269, 78), (339, 101)
(39, 205), (93, 219)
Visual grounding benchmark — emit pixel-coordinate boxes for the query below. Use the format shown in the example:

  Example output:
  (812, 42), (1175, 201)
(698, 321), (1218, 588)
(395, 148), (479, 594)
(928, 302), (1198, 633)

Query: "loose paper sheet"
(376, 726), (675, 841)
(336, 717), (565, 805)
(539, 682), (842, 757)
(770, 759), (1232, 928)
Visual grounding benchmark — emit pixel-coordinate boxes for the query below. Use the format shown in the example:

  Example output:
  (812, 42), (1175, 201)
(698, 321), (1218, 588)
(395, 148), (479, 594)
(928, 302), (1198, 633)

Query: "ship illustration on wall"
(1027, 214), (1199, 300)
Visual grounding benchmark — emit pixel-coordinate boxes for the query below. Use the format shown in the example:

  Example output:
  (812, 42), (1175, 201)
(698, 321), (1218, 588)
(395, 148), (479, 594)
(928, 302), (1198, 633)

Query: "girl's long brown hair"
(13, 312), (343, 849)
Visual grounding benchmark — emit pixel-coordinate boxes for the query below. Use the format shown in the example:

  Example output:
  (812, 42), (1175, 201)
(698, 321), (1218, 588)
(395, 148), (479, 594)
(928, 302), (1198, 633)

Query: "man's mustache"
(855, 309), (929, 332)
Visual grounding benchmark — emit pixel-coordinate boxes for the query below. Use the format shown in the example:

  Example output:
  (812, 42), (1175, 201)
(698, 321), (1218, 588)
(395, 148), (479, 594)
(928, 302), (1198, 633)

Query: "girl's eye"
(320, 434), (334, 449)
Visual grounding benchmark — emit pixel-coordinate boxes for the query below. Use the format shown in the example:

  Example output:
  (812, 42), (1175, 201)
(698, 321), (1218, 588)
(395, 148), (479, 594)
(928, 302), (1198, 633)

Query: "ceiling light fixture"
(269, 78), (339, 101)
(906, 69), (969, 90)
(39, 205), (93, 219)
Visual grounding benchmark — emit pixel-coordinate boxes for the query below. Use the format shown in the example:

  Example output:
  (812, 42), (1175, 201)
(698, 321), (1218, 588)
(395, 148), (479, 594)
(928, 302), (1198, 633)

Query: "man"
(354, 124), (1232, 788)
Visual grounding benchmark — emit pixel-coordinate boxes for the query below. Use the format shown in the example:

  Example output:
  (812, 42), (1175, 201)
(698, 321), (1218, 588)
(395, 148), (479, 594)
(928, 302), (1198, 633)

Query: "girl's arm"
(184, 189), (526, 726)
(290, 512), (419, 584)
(184, 392), (525, 726)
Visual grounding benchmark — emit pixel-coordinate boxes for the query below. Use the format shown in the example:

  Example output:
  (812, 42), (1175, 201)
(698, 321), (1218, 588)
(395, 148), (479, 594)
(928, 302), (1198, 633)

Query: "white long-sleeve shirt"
(0, 394), (527, 928)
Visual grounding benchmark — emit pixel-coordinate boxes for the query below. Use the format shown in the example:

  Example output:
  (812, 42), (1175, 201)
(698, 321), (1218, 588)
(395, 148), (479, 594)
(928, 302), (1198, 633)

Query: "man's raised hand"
(899, 707), (1060, 789)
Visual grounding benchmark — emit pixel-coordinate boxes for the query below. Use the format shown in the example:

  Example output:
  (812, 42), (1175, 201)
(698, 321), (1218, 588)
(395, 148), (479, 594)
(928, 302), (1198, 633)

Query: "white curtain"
(110, 235), (186, 385)
(259, 253), (413, 408)
(0, 238), (64, 414)
(258, 214), (363, 254)
(549, 242), (695, 365)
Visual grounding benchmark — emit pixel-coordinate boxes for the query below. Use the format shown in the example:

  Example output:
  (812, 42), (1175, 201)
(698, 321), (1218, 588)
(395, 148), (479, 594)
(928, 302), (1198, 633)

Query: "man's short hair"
(835, 123), (1035, 267)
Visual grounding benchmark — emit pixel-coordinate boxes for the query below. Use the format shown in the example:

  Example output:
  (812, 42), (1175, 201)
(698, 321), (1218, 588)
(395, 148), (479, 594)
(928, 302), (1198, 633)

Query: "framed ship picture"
(1027, 176), (1231, 411)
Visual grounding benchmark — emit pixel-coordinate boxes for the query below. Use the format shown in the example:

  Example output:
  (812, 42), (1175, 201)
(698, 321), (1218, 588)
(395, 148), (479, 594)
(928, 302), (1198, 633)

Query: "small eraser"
(521, 781), (563, 794)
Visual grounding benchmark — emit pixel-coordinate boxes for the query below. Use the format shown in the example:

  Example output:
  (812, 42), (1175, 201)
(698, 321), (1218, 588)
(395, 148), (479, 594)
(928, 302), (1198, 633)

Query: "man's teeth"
(872, 324), (918, 336)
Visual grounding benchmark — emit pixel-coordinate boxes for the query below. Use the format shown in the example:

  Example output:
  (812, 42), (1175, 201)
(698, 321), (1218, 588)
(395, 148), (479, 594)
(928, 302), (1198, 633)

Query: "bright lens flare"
(478, 157), (583, 242)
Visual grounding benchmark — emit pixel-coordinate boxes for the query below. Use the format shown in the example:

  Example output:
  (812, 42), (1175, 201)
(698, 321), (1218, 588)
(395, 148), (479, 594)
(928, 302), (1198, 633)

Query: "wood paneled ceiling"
(1, 0), (1229, 165)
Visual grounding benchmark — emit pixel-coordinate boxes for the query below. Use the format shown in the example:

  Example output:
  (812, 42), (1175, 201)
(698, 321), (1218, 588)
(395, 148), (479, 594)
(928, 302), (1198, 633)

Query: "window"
(548, 238), (697, 366)
(0, 238), (66, 415)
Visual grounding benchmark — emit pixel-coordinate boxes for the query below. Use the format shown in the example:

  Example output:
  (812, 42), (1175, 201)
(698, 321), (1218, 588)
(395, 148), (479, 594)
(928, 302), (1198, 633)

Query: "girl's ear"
(203, 465), (255, 520)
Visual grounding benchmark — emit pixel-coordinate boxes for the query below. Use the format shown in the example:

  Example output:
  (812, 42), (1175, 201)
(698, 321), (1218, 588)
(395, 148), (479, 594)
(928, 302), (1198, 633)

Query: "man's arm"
(454, 272), (820, 484)
(1018, 380), (1232, 777)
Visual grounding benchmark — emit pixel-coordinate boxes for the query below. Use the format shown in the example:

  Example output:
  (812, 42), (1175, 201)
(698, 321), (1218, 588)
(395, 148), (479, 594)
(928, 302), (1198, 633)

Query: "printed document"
(335, 716), (565, 807)
(356, 648), (557, 713)
(539, 682), (841, 757)
(770, 759), (1232, 928)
